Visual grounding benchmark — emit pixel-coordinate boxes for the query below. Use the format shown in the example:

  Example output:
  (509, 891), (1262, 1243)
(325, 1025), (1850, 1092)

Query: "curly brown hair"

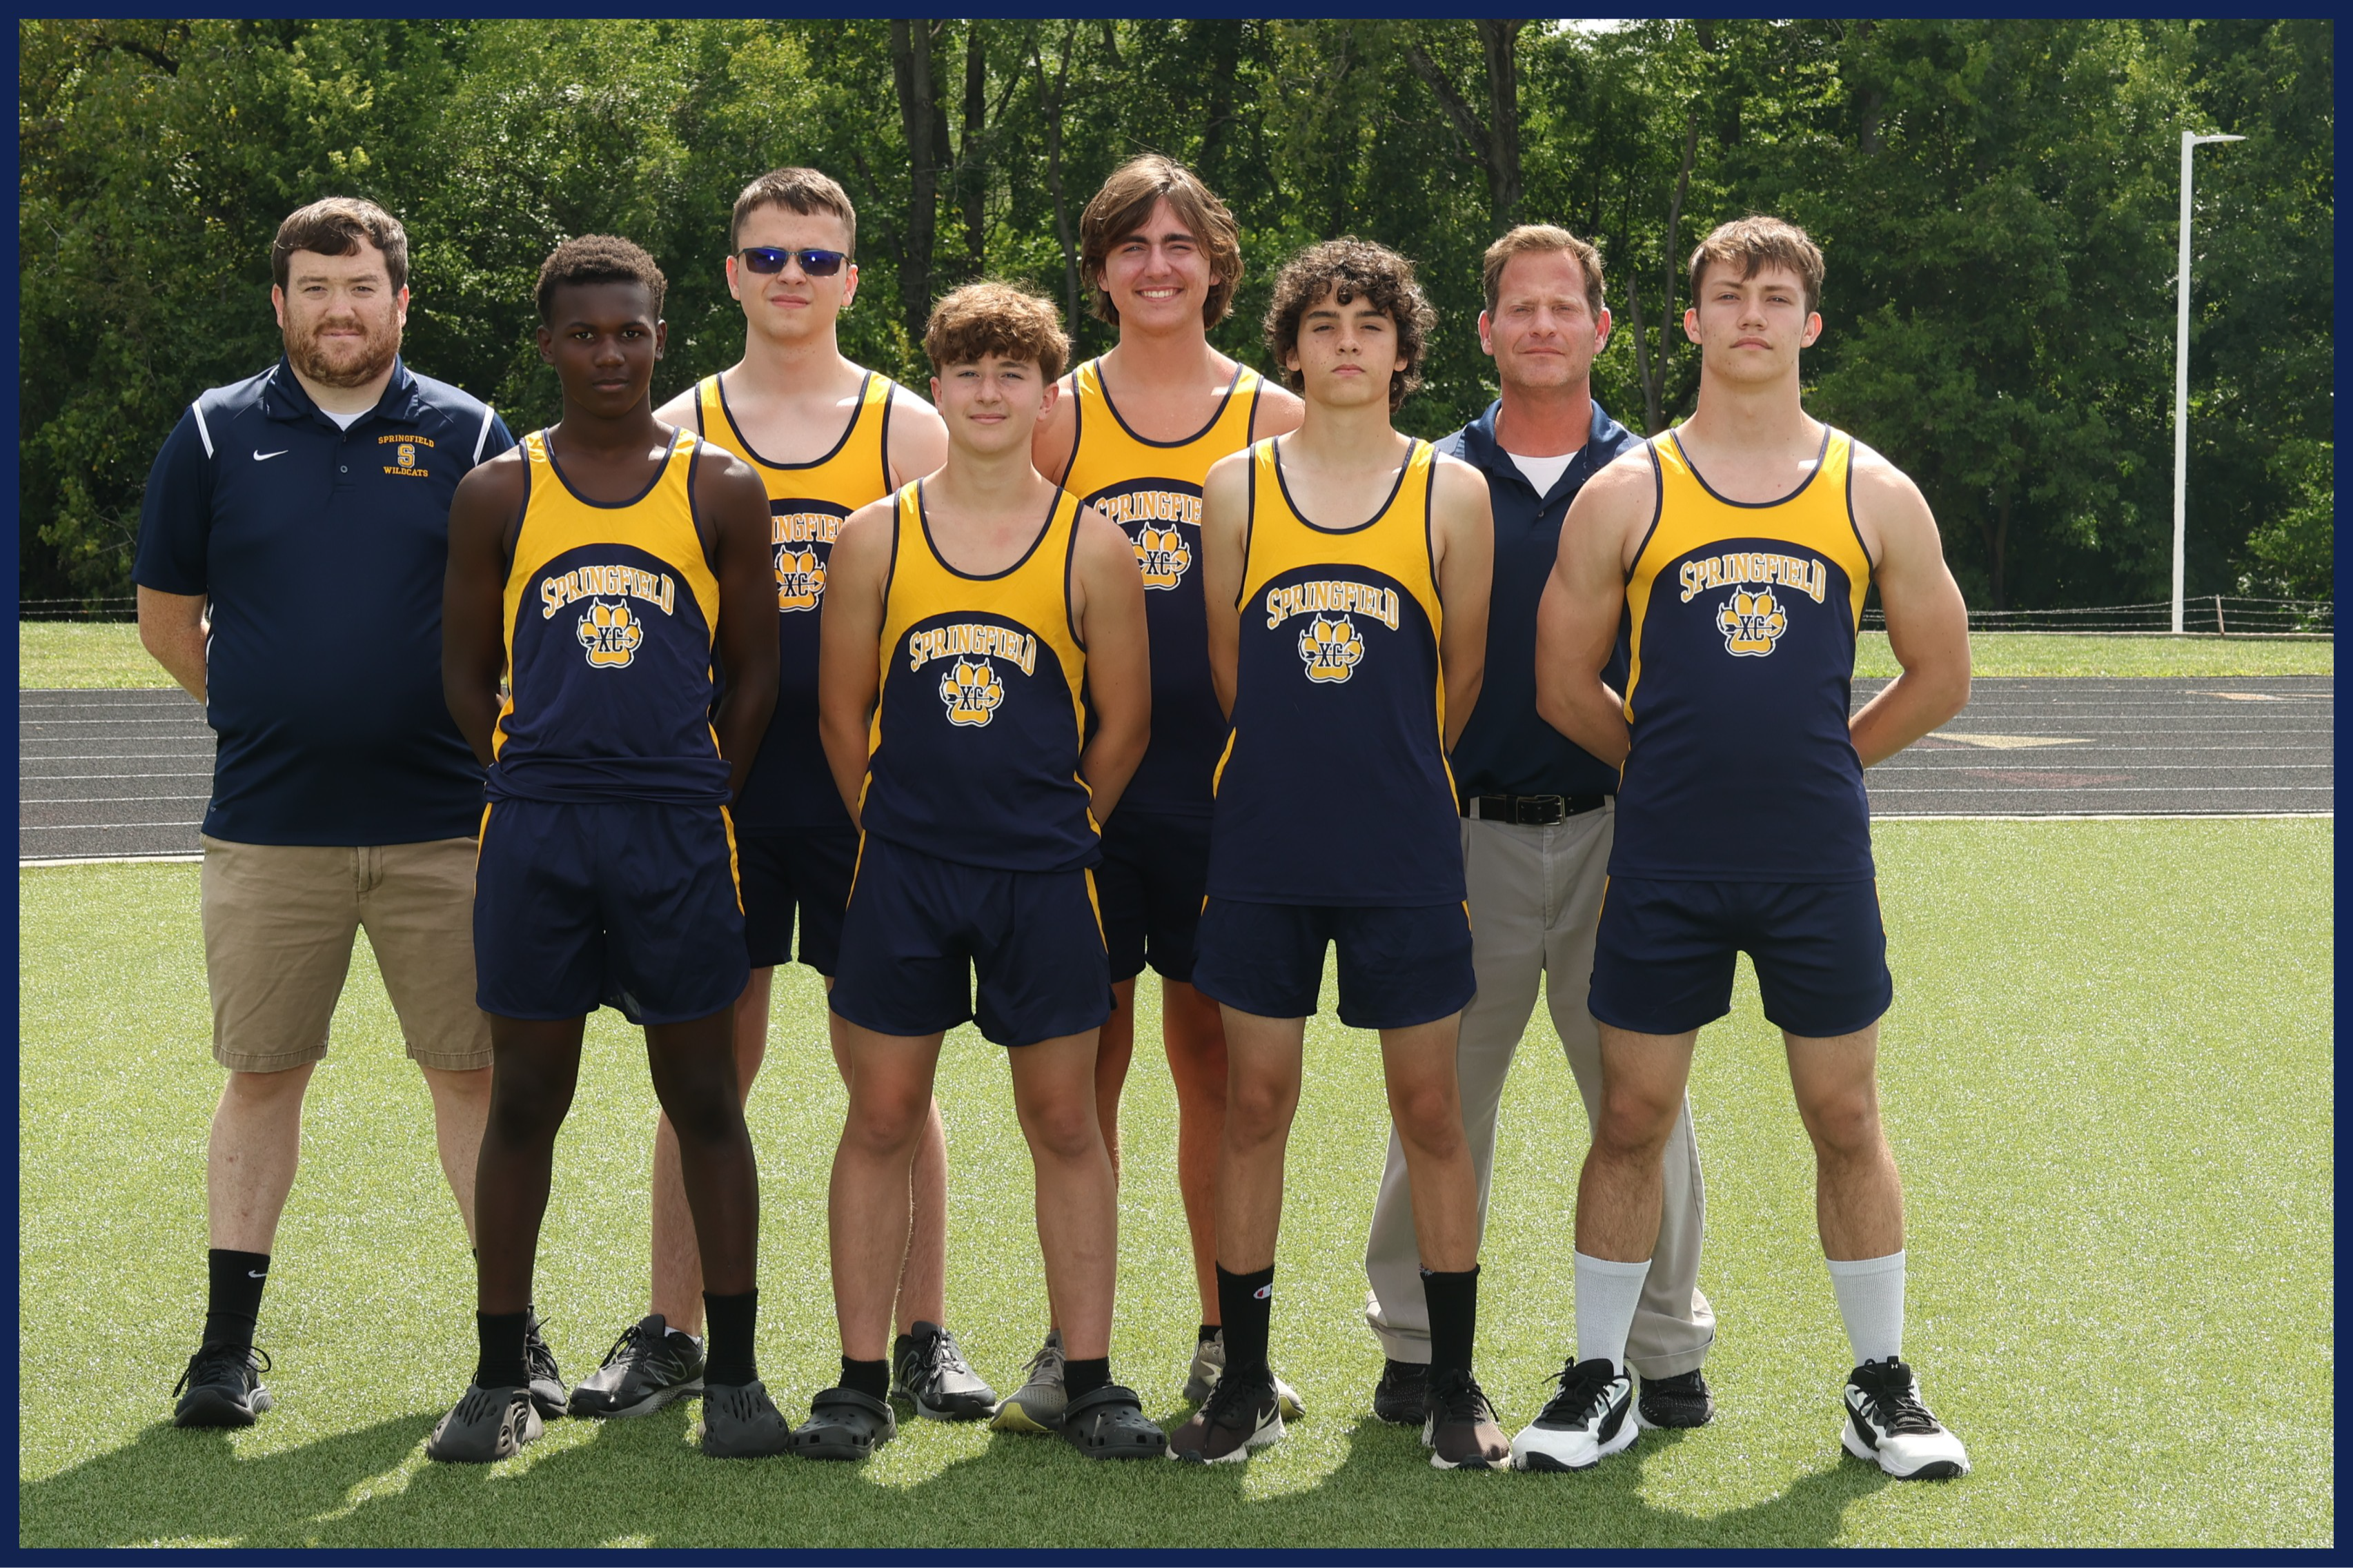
(1262, 239), (1435, 412)
(536, 235), (666, 324)
(923, 281), (1070, 381)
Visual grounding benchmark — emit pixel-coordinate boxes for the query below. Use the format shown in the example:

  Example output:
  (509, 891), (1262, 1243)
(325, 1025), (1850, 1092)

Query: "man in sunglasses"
(565, 168), (975, 1427)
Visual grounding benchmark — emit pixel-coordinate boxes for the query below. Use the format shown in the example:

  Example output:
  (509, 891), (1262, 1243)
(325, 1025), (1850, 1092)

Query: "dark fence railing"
(1861, 596), (2332, 637)
(20, 597), (139, 622)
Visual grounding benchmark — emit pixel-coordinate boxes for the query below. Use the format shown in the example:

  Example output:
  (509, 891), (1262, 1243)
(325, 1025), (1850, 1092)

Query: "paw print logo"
(1298, 613), (1364, 683)
(938, 656), (1003, 726)
(1133, 523), (1193, 590)
(776, 546), (826, 613)
(1717, 588), (1787, 657)
(578, 599), (643, 668)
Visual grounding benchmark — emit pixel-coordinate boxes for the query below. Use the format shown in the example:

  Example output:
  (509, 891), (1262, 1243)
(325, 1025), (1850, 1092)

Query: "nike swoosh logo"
(253, 449), (288, 462)
(248, 1269), (268, 1278)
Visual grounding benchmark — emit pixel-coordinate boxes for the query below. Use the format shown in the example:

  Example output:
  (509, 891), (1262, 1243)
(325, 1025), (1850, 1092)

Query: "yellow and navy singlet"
(1612, 424), (1876, 881)
(1060, 357), (1263, 815)
(859, 483), (1098, 873)
(488, 426), (730, 804)
(694, 370), (900, 831)
(1205, 438), (1461, 905)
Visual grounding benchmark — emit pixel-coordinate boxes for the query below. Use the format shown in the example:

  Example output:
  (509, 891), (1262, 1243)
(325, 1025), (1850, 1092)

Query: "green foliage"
(17, 822), (2336, 1547)
(18, 19), (2333, 608)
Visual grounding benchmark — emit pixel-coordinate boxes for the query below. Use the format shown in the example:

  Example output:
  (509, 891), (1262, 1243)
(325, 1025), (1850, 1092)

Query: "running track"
(17, 676), (2334, 864)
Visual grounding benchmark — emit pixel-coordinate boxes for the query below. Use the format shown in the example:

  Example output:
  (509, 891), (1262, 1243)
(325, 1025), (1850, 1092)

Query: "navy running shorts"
(829, 833), (1112, 1048)
(473, 797), (749, 1027)
(1191, 898), (1476, 1031)
(1588, 875), (1893, 1040)
(1096, 807), (1212, 985)
(736, 824), (858, 975)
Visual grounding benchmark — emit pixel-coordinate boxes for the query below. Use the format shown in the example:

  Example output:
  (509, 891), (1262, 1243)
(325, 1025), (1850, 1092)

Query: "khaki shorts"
(199, 835), (493, 1073)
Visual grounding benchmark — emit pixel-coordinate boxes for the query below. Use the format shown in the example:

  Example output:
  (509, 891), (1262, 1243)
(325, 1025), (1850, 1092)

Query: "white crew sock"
(1573, 1251), (1651, 1375)
(1825, 1250), (1906, 1367)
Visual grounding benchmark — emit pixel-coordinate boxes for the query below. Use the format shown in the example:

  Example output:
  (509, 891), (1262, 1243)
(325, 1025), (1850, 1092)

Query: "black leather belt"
(1462, 792), (1608, 825)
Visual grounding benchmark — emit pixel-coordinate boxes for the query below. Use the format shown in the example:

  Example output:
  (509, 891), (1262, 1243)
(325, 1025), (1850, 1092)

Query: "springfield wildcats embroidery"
(1717, 588), (1789, 656)
(1678, 550), (1828, 605)
(776, 547), (826, 611)
(577, 599), (644, 667)
(541, 563), (677, 619)
(377, 431), (434, 477)
(1298, 613), (1365, 682)
(1132, 522), (1193, 590)
(938, 656), (1005, 725)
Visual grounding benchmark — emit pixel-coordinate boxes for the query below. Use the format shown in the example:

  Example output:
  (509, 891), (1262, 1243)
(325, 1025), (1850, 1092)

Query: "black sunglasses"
(737, 246), (848, 278)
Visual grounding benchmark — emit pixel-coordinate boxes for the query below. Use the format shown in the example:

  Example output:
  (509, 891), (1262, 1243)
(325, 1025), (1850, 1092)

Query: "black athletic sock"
(1197, 1322), (1221, 1346)
(1421, 1264), (1481, 1380)
(1217, 1264), (1275, 1382)
(703, 1289), (758, 1387)
(1065, 1356), (1111, 1402)
(840, 1356), (889, 1402)
(204, 1249), (270, 1351)
(475, 1310), (529, 1390)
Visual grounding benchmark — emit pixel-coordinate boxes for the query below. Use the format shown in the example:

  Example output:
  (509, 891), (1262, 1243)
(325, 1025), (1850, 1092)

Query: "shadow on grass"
(22, 1405), (1898, 1551)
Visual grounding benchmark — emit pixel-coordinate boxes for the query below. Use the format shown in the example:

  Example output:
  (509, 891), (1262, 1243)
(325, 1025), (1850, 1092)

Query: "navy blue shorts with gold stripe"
(1588, 875), (1892, 1040)
(829, 833), (1112, 1048)
(473, 797), (749, 1026)
(1192, 898), (1475, 1031)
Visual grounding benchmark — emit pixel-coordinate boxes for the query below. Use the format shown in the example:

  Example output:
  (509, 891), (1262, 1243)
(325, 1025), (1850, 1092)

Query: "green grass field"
(17, 820), (2332, 1549)
(17, 618), (2334, 688)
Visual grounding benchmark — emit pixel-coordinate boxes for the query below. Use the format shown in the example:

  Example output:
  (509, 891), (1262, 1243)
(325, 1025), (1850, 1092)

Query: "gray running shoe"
(567, 1313), (705, 1418)
(989, 1329), (1066, 1433)
(522, 1306), (567, 1420)
(1181, 1329), (1305, 1420)
(425, 1383), (542, 1463)
(173, 1343), (273, 1429)
(698, 1380), (793, 1458)
(892, 1322), (999, 1421)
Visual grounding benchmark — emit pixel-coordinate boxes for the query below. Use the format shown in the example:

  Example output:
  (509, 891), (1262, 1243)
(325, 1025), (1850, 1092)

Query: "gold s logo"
(578, 599), (644, 667)
(1298, 613), (1364, 682)
(776, 546), (825, 612)
(938, 656), (1004, 725)
(1132, 522), (1192, 590)
(397, 441), (417, 469)
(1717, 588), (1787, 657)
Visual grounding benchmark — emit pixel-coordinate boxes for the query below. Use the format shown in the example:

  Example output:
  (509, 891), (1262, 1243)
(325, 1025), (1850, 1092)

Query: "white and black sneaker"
(892, 1322), (998, 1421)
(1841, 1358), (1969, 1479)
(1510, 1357), (1637, 1472)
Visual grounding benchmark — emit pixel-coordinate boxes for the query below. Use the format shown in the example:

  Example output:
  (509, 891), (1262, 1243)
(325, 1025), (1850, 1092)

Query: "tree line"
(18, 18), (2333, 610)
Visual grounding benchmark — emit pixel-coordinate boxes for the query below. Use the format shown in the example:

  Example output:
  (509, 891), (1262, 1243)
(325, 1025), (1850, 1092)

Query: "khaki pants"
(200, 835), (492, 1073)
(1362, 806), (1715, 1377)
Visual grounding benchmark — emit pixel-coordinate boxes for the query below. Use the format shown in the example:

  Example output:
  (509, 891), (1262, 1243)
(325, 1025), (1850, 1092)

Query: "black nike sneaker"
(567, 1313), (705, 1418)
(173, 1342), (273, 1428)
(1422, 1367), (1510, 1470)
(1168, 1364), (1282, 1463)
(522, 1305), (567, 1420)
(891, 1321), (998, 1421)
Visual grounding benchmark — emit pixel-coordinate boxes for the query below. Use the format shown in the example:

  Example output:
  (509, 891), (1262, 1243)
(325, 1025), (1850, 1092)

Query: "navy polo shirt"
(1440, 398), (1637, 802)
(132, 357), (515, 846)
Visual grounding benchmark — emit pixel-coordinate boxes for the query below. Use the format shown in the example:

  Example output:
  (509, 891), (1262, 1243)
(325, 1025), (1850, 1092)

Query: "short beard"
(287, 317), (400, 389)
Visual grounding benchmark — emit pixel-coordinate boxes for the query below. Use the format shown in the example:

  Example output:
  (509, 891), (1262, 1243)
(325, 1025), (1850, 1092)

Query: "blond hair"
(1481, 225), (1606, 320)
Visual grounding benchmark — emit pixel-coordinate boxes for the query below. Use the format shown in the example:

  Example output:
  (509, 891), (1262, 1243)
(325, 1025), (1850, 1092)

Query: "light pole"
(2174, 129), (2244, 634)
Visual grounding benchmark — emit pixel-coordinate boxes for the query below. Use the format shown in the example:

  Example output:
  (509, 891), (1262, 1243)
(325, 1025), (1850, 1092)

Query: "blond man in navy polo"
(133, 198), (522, 1429)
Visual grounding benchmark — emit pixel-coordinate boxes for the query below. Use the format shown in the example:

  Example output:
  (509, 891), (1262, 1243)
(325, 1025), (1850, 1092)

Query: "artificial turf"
(19, 619), (2336, 689)
(16, 819), (2334, 1549)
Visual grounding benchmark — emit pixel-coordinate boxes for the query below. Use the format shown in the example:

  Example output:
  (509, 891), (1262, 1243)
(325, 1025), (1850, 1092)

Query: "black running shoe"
(1168, 1364), (1281, 1463)
(1842, 1357), (1970, 1479)
(425, 1383), (542, 1462)
(1637, 1368), (1715, 1429)
(1371, 1358), (1428, 1425)
(789, 1386), (896, 1461)
(700, 1380), (793, 1458)
(1422, 1367), (1510, 1470)
(1510, 1357), (1636, 1471)
(522, 1305), (567, 1420)
(891, 1321), (998, 1421)
(567, 1313), (704, 1418)
(173, 1343), (273, 1429)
